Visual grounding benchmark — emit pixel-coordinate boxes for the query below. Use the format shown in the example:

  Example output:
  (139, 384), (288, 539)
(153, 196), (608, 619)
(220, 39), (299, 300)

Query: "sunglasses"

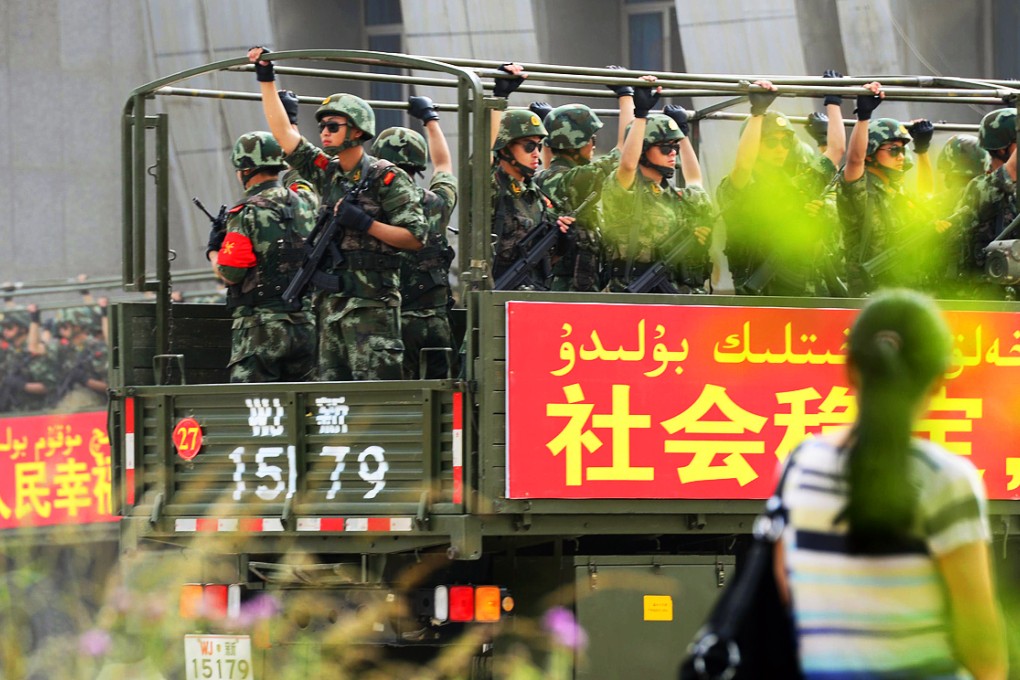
(761, 135), (790, 149)
(877, 145), (906, 157)
(318, 121), (348, 133)
(515, 140), (542, 153)
(653, 143), (681, 154)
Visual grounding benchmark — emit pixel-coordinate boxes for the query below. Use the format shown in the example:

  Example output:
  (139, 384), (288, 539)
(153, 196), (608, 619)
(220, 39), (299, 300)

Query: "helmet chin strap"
(499, 149), (538, 179)
(639, 154), (675, 180)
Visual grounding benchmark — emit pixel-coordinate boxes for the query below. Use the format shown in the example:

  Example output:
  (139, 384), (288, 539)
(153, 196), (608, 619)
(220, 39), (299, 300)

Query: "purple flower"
(79, 628), (112, 657)
(542, 606), (588, 650)
(235, 594), (282, 627)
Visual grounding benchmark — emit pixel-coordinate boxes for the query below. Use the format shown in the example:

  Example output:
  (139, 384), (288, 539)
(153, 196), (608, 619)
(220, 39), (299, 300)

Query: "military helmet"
(231, 132), (285, 171)
(56, 306), (95, 329)
(937, 134), (990, 178)
(0, 309), (30, 331)
(493, 109), (548, 151)
(372, 127), (428, 173)
(544, 104), (604, 150)
(978, 108), (1017, 151)
(642, 113), (685, 147)
(866, 118), (912, 157)
(739, 111), (794, 138)
(316, 93), (376, 139)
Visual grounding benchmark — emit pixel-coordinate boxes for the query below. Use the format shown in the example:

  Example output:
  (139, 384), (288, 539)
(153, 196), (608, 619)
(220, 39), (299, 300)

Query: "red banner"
(506, 301), (1020, 500)
(0, 411), (116, 528)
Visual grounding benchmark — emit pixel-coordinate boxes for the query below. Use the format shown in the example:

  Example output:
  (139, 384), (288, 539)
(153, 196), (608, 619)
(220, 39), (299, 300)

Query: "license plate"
(184, 634), (253, 680)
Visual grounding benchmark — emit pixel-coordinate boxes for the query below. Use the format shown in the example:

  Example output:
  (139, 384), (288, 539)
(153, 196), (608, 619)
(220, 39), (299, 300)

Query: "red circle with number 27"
(172, 418), (203, 461)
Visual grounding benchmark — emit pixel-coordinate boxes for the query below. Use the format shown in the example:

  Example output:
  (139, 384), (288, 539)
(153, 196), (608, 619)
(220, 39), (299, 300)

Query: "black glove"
(749, 87), (778, 116)
(529, 101), (553, 123)
(493, 63), (524, 98)
(907, 119), (935, 154)
(822, 69), (843, 107)
(632, 86), (660, 119)
(605, 65), (634, 97)
(854, 91), (882, 120)
(251, 47), (275, 82)
(206, 226), (226, 260)
(28, 308), (41, 324)
(408, 95), (440, 123)
(278, 89), (299, 124)
(336, 201), (374, 233)
(662, 105), (690, 137)
(805, 111), (829, 147)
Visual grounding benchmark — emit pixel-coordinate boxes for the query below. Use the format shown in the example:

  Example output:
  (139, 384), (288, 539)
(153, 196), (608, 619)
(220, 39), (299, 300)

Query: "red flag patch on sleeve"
(314, 153), (330, 170)
(382, 170), (396, 186)
(218, 231), (257, 268)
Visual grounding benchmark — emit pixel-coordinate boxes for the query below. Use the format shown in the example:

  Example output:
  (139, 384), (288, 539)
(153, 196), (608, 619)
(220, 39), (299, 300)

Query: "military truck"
(107, 51), (1020, 678)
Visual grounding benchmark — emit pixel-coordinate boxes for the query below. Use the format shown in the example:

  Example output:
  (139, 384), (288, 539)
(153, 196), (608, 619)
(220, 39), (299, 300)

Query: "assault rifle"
(194, 197), (228, 256)
(283, 173), (374, 305)
(624, 228), (700, 294)
(494, 192), (597, 291)
(282, 208), (342, 306)
(861, 229), (931, 280)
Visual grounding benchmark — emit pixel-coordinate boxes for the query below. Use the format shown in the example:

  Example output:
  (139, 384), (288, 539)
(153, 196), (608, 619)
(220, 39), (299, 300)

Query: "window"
(364, 0), (405, 131)
(622, 0), (686, 74)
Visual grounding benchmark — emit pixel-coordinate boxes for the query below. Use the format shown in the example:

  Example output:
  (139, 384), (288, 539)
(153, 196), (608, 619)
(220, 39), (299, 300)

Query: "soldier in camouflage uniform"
(211, 132), (318, 383)
(601, 86), (713, 293)
(373, 94), (458, 379)
(50, 306), (109, 410)
(249, 47), (427, 381)
(719, 80), (842, 296)
(940, 109), (1017, 299)
(838, 83), (935, 296)
(0, 309), (57, 413)
(536, 104), (614, 291)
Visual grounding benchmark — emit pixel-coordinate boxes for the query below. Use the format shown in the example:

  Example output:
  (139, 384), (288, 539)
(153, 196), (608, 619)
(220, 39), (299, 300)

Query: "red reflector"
(180, 584), (203, 619)
(449, 586), (474, 622)
(204, 584), (229, 619)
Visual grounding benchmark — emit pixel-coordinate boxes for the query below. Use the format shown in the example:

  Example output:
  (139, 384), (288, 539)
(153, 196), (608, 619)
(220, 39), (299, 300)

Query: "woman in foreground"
(775, 289), (1007, 679)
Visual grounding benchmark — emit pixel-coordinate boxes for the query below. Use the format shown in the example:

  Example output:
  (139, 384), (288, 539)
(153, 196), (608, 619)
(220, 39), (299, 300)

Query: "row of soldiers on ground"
(204, 50), (1016, 384)
(0, 305), (109, 414)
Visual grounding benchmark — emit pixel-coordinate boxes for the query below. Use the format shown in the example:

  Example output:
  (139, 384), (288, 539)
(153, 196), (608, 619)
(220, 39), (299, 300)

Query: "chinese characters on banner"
(0, 411), (116, 528)
(506, 302), (1020, 500)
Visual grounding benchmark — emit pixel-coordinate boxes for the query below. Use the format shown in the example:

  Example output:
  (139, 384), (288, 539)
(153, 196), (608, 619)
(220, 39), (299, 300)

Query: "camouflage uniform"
(941, 111), (1017, 299)
(373, 127), (457, 379)
(601, 114), (713, 293)
(837, 118), (932, 296)
(718, 112), (840, 296)
(217, 132), (318, 383)
(285, 95), (428, 380)
(536, 104), (615, 291)
(491, 110), (557, 289)
(51, 319), (109, 411)
(0, 312), (58, 413)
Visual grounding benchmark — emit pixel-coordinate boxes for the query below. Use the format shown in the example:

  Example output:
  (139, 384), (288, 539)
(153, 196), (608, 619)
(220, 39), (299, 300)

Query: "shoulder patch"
(228, 203), (246, 215)
(314, 153), (331, 170)
(383, 170), (396, 186)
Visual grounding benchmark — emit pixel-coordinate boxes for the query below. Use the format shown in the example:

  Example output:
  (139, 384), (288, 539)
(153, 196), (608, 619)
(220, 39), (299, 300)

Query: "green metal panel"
(574, 555), (734, 680)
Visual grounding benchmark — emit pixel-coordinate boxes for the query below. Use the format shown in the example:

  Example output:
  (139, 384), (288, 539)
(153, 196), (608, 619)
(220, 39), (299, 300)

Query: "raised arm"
(615, 85), (659, 190)
(663, 105), (702, 187)
(908, 119), (935, 195)
(247, 47), (301, 154)
(729, 80), (778, 189)
(488, 63), (526, 149)
(844, 82), (884, 184)
(821, 70), (847, 166)
(409, 96), (453, 175)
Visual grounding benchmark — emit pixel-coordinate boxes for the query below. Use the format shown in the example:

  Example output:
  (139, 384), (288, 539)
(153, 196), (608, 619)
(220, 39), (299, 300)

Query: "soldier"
(372, 95), (457, 379)
(50, 306), (109, 410)
(536, 104), (611, 292)
(0, 309), (56, 413)
(838, 82), (935, 296)
(248, 47), (427, 381)
(601, 86), (713, 293)
(209, 132), (318, 383)
(719, 80), (840, 296)
(485, 63), (576, 289)
(940, 109), (1017, 299)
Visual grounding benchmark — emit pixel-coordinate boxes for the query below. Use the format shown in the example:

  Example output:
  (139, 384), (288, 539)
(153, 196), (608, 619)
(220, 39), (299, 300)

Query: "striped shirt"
(781, 434), (990, 679)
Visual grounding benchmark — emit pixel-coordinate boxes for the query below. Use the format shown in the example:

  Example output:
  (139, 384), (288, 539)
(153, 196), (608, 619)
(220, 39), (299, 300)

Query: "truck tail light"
(180, 583), (243, 620)
(448, 585), (474, 622)
(474, 586), (501, 622)
(433, 585), (449, 623)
